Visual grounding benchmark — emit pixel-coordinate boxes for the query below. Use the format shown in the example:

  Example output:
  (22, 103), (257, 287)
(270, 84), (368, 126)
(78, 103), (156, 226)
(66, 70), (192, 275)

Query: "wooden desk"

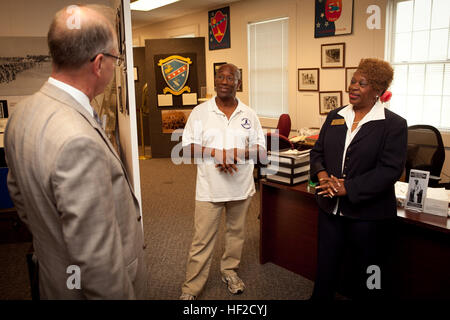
(260, 180), (450, 299)
(260, 181), (317, 280)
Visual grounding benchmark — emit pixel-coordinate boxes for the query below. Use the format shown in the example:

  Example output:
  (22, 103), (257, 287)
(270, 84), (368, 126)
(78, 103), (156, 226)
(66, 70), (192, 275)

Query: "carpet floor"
(0, 158), (313, 300)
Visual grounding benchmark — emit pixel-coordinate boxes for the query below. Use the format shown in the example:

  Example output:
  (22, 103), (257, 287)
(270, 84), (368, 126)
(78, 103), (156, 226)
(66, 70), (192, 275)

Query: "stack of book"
(265, 149), (310, 185)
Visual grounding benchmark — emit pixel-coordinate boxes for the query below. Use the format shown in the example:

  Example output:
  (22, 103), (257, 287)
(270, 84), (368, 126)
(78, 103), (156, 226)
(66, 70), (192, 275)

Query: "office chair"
(277, 113), (291, 137)
(405, 125), (445, 187)
(265, 114), (294, 152)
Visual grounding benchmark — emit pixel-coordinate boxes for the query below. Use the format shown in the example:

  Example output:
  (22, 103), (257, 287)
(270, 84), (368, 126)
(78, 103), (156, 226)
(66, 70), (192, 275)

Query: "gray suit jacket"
(4, 82), (148, 299)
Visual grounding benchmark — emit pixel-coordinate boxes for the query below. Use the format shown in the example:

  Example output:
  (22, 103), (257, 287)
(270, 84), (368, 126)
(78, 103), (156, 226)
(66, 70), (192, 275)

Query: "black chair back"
(405, 125), (445, 187)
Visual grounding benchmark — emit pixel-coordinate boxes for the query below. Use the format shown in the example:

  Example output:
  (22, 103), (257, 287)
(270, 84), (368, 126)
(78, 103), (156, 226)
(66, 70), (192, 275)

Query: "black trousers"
(311, 209), (394, 300)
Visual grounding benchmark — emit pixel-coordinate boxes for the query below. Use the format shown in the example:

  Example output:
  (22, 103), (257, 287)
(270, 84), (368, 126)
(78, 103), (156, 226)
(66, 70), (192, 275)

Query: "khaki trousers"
(182, 197), (252, 296)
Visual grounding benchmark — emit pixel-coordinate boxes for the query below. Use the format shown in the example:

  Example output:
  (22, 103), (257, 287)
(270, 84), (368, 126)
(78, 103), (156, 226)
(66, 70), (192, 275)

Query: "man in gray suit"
(4, 5), (148, 299)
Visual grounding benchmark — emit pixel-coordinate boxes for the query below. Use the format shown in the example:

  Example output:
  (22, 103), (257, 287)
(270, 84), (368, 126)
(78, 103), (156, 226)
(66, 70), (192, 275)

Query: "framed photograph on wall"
(345, 67), (357, 92)
(298, 68), (319, 91)
(237, 68), (243, 92)
(213, 62), (227, 78)
(209, 6), (231, 50)
(321, 43), (345, 68)
(319, 91), (342, 114)
(161, 109), (192, 133)
(314, 0), (354, 38)
(116, 6), (125, 56)
(0, 100), (8, 118)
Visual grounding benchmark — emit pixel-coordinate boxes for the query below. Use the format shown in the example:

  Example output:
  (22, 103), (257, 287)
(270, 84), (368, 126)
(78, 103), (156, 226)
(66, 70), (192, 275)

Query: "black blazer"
(310, 105), (407, 220)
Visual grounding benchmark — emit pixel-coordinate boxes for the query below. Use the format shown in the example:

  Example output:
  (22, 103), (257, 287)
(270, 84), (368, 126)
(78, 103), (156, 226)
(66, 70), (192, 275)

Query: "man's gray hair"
(48, 4), (116, 70)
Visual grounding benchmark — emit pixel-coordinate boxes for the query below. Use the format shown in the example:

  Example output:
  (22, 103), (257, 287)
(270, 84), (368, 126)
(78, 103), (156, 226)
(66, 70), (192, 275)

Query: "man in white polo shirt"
(180, 64), (266, 300)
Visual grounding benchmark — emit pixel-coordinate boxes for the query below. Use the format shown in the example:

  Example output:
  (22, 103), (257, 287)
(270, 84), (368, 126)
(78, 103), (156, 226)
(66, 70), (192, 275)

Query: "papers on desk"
(424, 188), (449, 218)
(395, 181), (449, 217)
(270, 148), (310, 157)
(395, 181), (408, 207)
(289, 136), (305, 143)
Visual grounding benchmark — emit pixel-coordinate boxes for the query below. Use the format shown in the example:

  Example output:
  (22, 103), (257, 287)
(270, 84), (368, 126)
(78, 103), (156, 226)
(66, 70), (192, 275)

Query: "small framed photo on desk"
(405, 169), (429, 211)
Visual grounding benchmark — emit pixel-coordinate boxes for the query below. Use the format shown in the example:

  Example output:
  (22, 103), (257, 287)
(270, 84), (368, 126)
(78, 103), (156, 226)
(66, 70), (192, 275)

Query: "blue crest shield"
(160, 58), (189, 94)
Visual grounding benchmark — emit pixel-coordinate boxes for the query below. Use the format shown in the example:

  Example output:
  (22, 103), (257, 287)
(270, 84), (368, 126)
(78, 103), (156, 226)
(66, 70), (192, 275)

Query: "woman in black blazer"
(309, 58), (407, 300)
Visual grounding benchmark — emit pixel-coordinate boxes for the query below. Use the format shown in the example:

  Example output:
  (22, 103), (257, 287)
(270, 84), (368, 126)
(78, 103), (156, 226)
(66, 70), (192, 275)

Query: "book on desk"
(265, 149), (310, 186)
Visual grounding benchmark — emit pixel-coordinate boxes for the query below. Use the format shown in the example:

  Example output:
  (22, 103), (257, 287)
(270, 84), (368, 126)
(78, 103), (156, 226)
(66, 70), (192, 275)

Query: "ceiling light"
(130, 0), (180, 11)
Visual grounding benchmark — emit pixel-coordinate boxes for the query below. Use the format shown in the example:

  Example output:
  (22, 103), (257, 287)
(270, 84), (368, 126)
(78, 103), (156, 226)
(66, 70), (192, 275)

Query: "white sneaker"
(179, 292), (196, 300)
(222, 274), (245, 294)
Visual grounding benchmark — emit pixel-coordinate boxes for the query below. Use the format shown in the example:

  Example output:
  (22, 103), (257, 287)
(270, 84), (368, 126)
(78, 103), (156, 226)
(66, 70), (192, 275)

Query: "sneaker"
(222, 274), (245, 294)
(179, 292), (196, 300)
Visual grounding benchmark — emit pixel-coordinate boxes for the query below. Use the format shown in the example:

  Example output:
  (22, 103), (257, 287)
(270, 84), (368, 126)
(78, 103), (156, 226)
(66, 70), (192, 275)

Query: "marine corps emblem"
(157, 55), (192, 95)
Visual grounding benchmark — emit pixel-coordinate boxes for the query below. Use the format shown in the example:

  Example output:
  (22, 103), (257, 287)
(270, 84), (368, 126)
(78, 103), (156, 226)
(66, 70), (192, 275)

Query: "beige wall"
(133, 0), (450, 183)
(133, 0), (387, 130)
(0, 0), (111, 36)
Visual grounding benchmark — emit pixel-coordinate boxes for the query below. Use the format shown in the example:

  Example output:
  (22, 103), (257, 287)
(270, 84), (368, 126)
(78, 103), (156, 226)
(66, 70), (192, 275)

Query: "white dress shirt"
(48, 77), (94, 118)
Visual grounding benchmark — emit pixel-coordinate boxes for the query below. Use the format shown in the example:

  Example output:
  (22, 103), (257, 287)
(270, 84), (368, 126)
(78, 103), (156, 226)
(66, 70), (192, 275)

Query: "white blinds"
(248, 17), (289, 118)
(389, 0), (450, 129)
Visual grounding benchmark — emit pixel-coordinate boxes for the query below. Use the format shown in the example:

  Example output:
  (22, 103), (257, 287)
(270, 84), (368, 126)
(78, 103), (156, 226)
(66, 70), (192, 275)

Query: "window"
(248, 17), (289, 118)
(388, 0), (450, 129)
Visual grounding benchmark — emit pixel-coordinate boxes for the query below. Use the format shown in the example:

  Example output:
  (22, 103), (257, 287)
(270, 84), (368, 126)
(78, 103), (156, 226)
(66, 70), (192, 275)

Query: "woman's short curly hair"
(357, 58), (394, 93)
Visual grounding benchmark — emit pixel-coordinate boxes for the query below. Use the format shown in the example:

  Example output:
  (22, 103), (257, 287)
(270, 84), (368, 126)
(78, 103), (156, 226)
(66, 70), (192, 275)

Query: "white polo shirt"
(182, 97), (266, 202)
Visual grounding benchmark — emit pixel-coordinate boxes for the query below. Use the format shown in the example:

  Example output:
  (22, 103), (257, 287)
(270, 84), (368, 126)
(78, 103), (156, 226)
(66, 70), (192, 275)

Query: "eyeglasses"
(215, 74), (237, 83)
(90, 52), (123, 65)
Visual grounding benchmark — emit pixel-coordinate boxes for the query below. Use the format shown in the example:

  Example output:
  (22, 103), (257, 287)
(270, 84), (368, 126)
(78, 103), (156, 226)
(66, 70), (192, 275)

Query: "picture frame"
(298, 68), (320, 91)
(209, 6), (231, 50)
(237, 68), (243, 92)
(0, 100), (8, 118)
(319, 91), (342, 115)
(405, 169), (430, 212)
(161, 109), (192, 133)
(116, 7), (124, 55)
(134, 66), (138, 81)
(321, 43), (345, 68)
(345, 67), (357, 92)
(213, 62), (227, 78)
(314, 0), (354, 38)
(0, 37), (51, 96)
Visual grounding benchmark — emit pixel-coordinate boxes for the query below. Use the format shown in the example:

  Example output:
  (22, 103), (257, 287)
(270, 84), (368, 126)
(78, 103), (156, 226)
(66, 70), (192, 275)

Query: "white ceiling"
(131, 0), (242, 29)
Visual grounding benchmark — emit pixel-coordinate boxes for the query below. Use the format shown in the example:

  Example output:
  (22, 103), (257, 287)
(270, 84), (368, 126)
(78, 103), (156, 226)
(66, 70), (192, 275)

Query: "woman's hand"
(316, 172), (346, 198)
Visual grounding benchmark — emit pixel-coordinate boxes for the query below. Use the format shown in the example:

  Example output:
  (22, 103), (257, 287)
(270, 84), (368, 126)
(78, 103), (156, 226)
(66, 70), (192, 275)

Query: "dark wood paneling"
(145, 38), (206, 158)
